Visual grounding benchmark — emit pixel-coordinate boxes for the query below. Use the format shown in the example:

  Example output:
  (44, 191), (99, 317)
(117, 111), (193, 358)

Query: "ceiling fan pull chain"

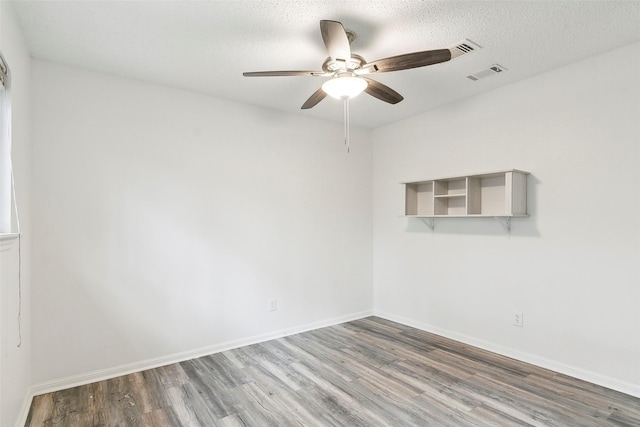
(344, 98), (350, 153)
(343, 98), (347, 147)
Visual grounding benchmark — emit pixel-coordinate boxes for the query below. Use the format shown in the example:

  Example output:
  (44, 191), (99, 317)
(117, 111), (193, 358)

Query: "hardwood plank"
(86, 381), (109, 426)
(174, 382), (220, 426)
(24, 394), (54, 427)
(607, 409), (640, 427)
(165, 385), (202, 427)
(128, 369), (173, 413)
(179, 359), (236, 418)
(103, 374), (141, 425)
(232, 380), (314, 426)
(153, 362), (190, 388)
(467, 404), (536, 426)
(276, 338), (359, 383)
(463, 372), (608, 427)
(139, 406), (183, 426)
(218, 413), (248, 427)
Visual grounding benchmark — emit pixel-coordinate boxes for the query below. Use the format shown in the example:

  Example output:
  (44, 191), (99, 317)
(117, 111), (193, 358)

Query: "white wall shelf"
(402, 170), (529, 231)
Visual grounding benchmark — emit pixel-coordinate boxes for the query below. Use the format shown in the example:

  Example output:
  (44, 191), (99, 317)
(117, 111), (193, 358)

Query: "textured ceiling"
(11, 0), (640, 128)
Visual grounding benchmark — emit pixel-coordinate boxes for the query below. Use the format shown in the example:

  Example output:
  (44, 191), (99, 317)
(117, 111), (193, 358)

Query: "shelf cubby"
(404, 181), (434, 216)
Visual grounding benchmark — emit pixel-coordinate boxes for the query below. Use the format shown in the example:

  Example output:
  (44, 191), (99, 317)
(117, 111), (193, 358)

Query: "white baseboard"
(374, 310), (640, 399)
(20, 309), (373, 425)
(15, 390), (33, 427)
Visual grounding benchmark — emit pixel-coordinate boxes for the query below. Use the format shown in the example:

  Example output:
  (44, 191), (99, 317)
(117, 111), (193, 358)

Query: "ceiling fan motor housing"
(322, 54), (365, 73)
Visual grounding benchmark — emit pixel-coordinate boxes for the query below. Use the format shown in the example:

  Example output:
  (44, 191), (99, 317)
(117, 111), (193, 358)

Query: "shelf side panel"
(511, 172), (528, 215)
(467, 177), (481, 215)
(505, 172), (513, 215)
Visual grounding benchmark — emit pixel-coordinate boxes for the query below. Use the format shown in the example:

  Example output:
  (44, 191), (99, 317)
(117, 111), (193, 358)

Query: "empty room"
(1, 1), (639, 426)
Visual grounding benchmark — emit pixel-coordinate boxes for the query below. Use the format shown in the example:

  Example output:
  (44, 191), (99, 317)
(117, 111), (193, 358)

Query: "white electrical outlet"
(513, 312), (524, 327)
(268, 298), (277, 312)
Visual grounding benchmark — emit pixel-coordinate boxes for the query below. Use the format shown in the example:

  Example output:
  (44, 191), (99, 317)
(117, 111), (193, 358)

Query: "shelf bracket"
(420, 217), (435, 231)
(495, 216), (511, 233)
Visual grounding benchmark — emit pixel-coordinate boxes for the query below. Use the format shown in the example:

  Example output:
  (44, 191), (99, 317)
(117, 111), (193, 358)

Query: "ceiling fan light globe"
(322, 76), (367, 99)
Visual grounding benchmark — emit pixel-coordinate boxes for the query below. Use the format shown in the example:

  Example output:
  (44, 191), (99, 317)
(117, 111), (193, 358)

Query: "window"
(0, 50), (12, 235)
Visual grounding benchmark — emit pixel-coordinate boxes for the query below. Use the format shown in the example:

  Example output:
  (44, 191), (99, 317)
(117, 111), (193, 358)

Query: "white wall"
(0, 2), (32, 426)
(373, 42), (640, 396)
(31, 60), (373, 385)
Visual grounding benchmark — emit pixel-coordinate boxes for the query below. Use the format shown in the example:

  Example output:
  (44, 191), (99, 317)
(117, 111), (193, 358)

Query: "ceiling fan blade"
(361, 49), (452, 73)
(243, 70), (325, 77)
(320, 20), (351, 62)
(363, 78), (403, 104)
(301, 87), (327, 109)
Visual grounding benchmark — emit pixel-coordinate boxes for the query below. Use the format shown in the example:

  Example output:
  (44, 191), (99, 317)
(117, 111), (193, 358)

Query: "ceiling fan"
(243, 20), (457, 109)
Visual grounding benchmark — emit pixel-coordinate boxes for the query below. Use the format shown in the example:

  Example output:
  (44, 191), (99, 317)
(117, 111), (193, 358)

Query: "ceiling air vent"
(450, 39), (482, 59)
(467, 64), (507, 81)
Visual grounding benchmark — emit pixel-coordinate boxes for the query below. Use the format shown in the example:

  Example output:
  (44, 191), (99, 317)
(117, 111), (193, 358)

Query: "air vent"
(467, 64), (507, 81)
(450, 39), (482, 59)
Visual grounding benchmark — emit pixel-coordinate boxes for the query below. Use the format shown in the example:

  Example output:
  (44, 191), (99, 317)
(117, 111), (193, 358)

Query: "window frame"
(0, 49), (16, 241)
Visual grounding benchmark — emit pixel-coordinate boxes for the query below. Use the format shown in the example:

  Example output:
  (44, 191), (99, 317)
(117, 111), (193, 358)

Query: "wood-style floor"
(26, 317), (640, 426)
